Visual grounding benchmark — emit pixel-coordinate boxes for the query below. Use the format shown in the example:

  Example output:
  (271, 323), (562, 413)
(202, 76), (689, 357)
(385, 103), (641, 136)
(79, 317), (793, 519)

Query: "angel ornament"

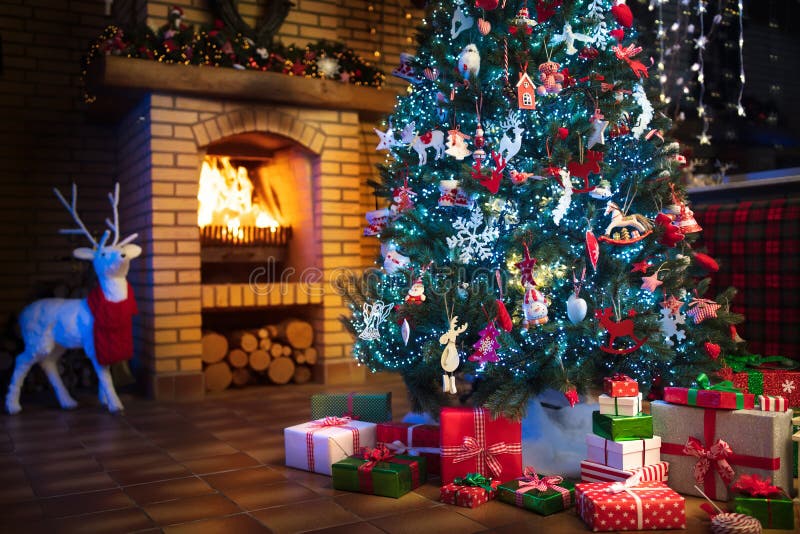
(550, 23), (594, 55)
(440, 315), (468, 394)
(358, 300), (393, 341)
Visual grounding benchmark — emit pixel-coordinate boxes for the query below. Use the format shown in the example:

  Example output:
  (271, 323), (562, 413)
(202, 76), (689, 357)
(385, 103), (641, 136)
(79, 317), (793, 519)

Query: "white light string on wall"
(735, 0), (746, 117)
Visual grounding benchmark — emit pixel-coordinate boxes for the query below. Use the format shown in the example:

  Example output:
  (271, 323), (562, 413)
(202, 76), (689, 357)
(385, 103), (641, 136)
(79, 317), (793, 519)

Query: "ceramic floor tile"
(224, 480), (323, 511)
(450, 499), (541, 528)
(202, 466), (287, 490)
(305, 522), (387, 534)
(0, 483), (36, 503)
(181, 452), (261, 475)
(166, 440), (241, 461)
(39, 488), (135, 518)
(143, 493), (243, 525)
(43, 507), (155, 534)
(29, 471), (118, 497)
(250, 499), (361, 533)
(368, 505), (486, 534)
(97, 449), (175, 470)
(124, 476), (216, 505)
(110, 462), (193, 486)
(163, 513), (270, 534)
(333, 491), (440, 519)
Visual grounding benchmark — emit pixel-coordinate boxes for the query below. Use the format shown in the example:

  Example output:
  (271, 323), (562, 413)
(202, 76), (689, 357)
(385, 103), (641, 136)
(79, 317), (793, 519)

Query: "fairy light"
(656, 0), (666, 103)
(695, 0), (711, 145)
(735, 0), (746, 116)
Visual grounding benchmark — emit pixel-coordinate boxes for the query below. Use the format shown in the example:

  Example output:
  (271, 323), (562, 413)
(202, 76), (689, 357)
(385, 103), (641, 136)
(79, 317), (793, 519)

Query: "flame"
(198, 156), (282, 240)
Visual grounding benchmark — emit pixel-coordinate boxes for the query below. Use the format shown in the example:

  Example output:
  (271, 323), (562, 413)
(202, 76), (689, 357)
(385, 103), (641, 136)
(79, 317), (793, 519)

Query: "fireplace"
(103, 57), (395, 400)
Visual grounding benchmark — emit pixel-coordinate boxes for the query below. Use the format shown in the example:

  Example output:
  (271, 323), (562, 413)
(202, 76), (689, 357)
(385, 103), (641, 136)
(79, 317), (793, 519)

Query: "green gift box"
(331, 453), (426, 498)
(498, 477), (575, 516)
(310, 392), (391, 423)
(732, 493), (794, 530)
(592, 411), (653, 441)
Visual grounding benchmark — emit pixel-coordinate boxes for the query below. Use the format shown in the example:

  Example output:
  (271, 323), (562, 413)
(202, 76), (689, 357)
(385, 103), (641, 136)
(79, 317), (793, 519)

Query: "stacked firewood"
(201, 319), (317, 392)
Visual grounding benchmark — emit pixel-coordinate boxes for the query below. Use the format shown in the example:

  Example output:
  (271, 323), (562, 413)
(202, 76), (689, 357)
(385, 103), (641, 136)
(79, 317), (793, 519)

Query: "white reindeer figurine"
(6, 183), (141, 414)
(440, 315), (468, 395)
(401, 122), (445, 165)
(498, 112), (524, 163)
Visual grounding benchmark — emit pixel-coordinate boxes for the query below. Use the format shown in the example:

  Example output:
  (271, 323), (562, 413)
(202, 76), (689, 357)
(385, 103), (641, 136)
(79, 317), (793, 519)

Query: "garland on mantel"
(81, 15), (385, 103)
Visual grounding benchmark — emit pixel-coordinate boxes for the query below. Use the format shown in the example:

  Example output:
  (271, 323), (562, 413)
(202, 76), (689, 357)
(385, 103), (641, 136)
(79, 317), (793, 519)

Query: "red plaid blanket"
(693, 198), (800, 359)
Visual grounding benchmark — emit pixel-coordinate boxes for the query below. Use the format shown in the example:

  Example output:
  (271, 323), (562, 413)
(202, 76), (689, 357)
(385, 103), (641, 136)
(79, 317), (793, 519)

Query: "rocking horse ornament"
(594, 307), (648, 354)
(598, 200), (653, 245)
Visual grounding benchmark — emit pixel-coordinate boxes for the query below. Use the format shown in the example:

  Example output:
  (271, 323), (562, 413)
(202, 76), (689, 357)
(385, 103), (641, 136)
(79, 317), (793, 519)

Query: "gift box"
(762, 369), (800, 407)
(497, 467), (575, 516)
(599, 393), (642, 417)
(585, 433), (661, 470)
(284, 417), (376, 476)
(377, 421), (440, 475)
(331, 445), (426, 498)
(440, 473), (500, 508)
(792, 420), (799, 480)
(580, 459), (669, 483)
(729, 475), (794, 530)
(663, 373), (755, 410)
(603, 374), (639, 397)
(575, 480), (686, 531)
(758, 394), (789, 412)
(440, 407), (522, 484)
(310, 392), (392, 423)
(651, 400), (794, 500)
(592, 411), (653, 441)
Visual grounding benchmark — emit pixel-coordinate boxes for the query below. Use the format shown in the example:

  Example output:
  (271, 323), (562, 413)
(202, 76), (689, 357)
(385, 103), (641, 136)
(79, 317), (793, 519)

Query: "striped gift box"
(757, 394), (789, 412)
(580, 459), (669, 484)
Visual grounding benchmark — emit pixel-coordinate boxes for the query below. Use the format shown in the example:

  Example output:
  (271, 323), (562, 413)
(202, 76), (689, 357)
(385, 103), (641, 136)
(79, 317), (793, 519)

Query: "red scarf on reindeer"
(87, 283), (138, 366)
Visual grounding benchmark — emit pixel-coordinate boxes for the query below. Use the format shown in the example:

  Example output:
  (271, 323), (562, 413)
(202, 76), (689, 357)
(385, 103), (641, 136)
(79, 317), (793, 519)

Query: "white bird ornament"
(550, 23), (594, 55)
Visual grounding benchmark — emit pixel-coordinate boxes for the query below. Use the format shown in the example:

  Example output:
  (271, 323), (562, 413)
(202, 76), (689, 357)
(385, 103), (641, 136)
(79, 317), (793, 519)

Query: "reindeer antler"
(53, 183), (98, 248)
(105, 183), (138, 247)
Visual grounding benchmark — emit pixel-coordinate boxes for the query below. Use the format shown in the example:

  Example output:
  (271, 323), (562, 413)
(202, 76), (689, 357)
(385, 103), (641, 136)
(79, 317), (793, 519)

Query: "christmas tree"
(345, 0), (749, 419)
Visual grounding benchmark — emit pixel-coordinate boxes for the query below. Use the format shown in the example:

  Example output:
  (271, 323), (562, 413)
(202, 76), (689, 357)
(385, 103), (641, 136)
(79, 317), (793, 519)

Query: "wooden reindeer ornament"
(440, 311), (468, 395)
(6, 183), (141, 414)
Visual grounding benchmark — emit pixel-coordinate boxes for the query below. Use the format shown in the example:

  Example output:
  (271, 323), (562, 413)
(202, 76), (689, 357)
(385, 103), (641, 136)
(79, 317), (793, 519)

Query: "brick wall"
(0, 0), (416, 397)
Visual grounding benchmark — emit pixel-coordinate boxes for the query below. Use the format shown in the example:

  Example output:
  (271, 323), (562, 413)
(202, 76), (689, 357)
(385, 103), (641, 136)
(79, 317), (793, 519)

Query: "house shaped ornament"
(516, 71), (537, 110)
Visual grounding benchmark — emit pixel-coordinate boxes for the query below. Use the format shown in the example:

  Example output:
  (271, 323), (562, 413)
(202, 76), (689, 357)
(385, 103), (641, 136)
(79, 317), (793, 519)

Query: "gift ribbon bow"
(683, 436), (735, 486)
(449, 436), (510, 479)
(731, 473), (782, 498)
(515, 466), (571, 507)
(311, 416), (352, 428)
(362, 443), (394, 465)
(610, 373), (634, 383)
(357, 444), (395, 495)
(384, 440), (411, 454)
(605, 473), (662, 530)
(453, 472), (496, 493)
(696, 373), (739, 393)
(306, 417), (359, 471)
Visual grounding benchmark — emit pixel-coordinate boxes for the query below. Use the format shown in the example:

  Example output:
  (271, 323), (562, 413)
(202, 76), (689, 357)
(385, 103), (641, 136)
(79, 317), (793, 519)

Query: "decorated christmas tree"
(345, 0), (750, 419)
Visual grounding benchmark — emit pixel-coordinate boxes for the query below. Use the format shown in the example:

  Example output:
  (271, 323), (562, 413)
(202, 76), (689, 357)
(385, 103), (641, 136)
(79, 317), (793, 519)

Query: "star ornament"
(514, 244), (538, 286)
(587, 118), (609, 148)
(641, 272), (663, 292)
(631, 260), (652, 274)
(662, 295), (684, 315)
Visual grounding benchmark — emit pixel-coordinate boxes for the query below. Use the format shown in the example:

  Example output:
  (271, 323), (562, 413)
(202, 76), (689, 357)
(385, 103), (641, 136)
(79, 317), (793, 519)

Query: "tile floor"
(0, 373), (793, 533)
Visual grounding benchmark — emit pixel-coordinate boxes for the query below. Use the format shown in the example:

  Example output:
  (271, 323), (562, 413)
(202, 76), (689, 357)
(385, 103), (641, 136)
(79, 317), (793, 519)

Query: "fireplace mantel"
(87, 55), (397, 121)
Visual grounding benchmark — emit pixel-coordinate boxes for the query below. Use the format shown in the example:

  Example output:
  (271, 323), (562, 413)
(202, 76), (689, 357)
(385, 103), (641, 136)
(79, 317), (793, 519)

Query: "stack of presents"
(283, 374), (798, 531)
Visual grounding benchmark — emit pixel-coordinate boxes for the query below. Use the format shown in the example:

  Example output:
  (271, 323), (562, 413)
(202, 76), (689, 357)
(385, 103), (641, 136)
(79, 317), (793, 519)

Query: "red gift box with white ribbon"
(377, 421), (441, 474)
(576, 479), (686, 531)
(603, 374), (639, 398)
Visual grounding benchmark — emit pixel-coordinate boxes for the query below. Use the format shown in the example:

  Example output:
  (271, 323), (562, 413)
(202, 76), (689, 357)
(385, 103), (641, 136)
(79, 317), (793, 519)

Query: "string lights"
(735, 0), (746, 117)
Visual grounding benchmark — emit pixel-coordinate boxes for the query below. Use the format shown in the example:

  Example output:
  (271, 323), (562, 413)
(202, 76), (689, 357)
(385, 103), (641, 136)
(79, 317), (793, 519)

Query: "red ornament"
(655, 213), (685, 248)
(609, 28), (625, 42)
(693, 252), (719, 272)
(470, 151), (506, 194)
(646, 375), (664, 401)
(595, 307), (648, 355)
(495, 300), (513, 332)
(515, 243), (538, 287)
(611, 2), (634, 28)
(557, 127), (569, 140)
(704, 341), (721, 361)
(475, 0), (499, 8)
(564, 387), (579, 407)
(585, 230), (599, 270)
(536, 0), (563, 22)
(579, 47), (600, 60)
(566, 150), (603, 194)
(630, 260), (652, 274)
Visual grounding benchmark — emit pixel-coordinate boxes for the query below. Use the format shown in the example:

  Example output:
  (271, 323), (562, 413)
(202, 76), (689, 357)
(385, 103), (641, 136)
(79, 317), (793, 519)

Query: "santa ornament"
(515, 244), (548, 329)
(405, 277), (427, 305)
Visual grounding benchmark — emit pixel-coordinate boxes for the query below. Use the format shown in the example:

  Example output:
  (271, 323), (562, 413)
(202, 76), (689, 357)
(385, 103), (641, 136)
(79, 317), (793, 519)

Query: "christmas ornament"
(374, 125), (398, 150)
(495, 301), (513, 332)
(498, 112), (524, 162)
(477, 18), (492, 36)
(438, 180), (470, 207)
(446, 127), (472, 160)
(391, 179), (417, 215)
(659, 300), (686, 348)
(550, 23), (594, 55)
(475, 0), (499, 9)
(587, 109), (609, 148)
(686, 297), (721, 324)
(704, 342), (721, 361)
(510, 6), (537, 33)
(401, 317), (411, 345)
(446, 204), (500, 263)
(646, 375), (665, 401)
(514, 243), (538, 287)
(579, 46), (600, 59)
(405, 278), (427, 304)
(522, 283), (549, 329)
(631, 84), (654, 138)
(600, 201), (653, 244)
(457, 44), (481, 80)
(552, 169), (573, 226)
(440, 314), (468, 394)
(612, 43), (650, 79)
(664, 202), (702, 234)
(557, 127), (569, 140)
(567, 267), (588, 324)
(364, 207), (392, 236)
(469, 321), (500, 364)
(516, 71), (537, 110)
(316, 56), (341, 78)
(382, 243), (410, 274)
(423, 67), (440, 81)
(595, 307), (648, 354)
(640, 272), (663, 293)
(470, 151), (506, 194)
(586, 229), (600, 270)
(509, 170), (537, 185)
(400, 122), (446, 165)
(392, 53), (423, 84)
(566, 148), (603, 194)
(693, 252), (719, 272)
(609, 28), (625, 42)
(451, 5), (474, 39)
(472, 122), (486, 162)
(358, 300), (393, 340)
(610, 1), (633, 28)
(631, 260), (652, 274)
(564, 387), (579, 407)
(654, 213), (685, 247)
(536, 61), (564, 95)
(589, 178), (612, 199)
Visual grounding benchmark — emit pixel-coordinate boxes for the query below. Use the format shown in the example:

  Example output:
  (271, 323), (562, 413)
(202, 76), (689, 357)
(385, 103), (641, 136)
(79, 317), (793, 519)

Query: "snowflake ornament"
(783, 379), (796, 394)
(446, 205), (500, 263)
(659, 306), (686, 347)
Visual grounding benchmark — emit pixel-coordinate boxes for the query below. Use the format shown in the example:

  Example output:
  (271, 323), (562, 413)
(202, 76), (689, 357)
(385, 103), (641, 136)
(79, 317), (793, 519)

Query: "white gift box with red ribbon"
(284, 417), (376, 476)
(598, 393), (643, 417)
(586, 433), (662, 471)
(580, 459), (669, 483)
(757, 394), (789, 412)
